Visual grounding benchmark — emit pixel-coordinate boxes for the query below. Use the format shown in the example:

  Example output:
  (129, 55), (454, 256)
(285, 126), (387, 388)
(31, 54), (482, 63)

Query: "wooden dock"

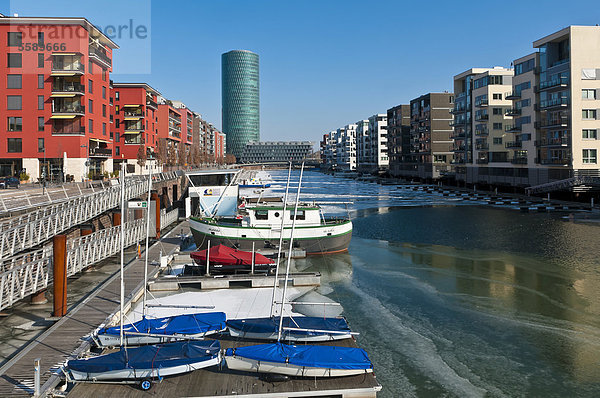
(68, 337), (382, 398)
(149, 272), (321, 291)
(0, 221), (187, 397)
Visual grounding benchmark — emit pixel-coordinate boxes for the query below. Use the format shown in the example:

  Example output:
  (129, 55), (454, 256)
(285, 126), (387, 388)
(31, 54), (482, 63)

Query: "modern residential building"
(172, 100), (195, 163)
(0, 14), (118, 181)
(408, 93), (454, 180)
(386, 104), (410, 178)
(452, 67), (514, 184)
(321, 131), (337, 169)
(356, 114), (389, 174)
(335, 124), (357, 171)
(157, 99), (182, 164)
(111, 82), (160, 174)
(222, 50), (259, 159)
(356, 119), (370, 171)
(240, 141), (314, 164)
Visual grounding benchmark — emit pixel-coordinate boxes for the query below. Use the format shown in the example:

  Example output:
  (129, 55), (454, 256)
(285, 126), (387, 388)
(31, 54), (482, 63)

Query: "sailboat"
(225, 163), (373, 377)
(66, 166), (221, 387)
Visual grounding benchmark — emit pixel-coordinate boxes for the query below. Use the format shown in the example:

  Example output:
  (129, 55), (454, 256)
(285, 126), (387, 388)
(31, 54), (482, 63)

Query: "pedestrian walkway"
(0, 220), (188, 397)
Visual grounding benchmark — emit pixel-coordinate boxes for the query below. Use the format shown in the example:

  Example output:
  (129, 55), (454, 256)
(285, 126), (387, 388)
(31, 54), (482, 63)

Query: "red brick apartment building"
(0, 15), (117, 181)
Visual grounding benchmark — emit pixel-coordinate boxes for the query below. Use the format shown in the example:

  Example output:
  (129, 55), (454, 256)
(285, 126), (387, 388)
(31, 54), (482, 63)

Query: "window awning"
(124, 116), (143, 120)
(89, 138), (109, 143)
(50, 115), (77, 119)
(123, 104), (142, 107)
(123, 131), (142, 135)
(50, 93), (77, 98)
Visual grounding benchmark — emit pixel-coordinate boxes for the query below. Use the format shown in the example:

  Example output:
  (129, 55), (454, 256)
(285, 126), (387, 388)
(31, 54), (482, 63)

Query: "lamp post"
(81, 144), (88, 185)
(42, 147), (46, 195)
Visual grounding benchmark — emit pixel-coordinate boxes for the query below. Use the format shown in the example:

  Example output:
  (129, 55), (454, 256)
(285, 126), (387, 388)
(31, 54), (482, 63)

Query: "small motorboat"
(189, 244), (275, 274)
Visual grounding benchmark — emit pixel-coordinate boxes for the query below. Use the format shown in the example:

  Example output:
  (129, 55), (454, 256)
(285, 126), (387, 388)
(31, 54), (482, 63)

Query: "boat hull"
(224, 356), (372, 377)
(227, 327), (351, 342)
(189, 218), (352, 255)
(96, 331), (218, 347)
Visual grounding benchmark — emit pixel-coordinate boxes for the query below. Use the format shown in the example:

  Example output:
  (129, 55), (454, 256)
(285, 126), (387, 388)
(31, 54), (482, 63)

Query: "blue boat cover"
(225, 343), (372, 370)
(227, 316), (350, 337)
(99, 312), (226, 337)
(68, 340), (220, 374)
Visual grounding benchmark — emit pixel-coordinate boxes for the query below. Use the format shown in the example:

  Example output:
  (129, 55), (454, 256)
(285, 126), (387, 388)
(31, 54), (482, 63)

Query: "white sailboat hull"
(227, 328), (352, 342)
(68, 356), (220, 381)
(96, 331), (218, 347)
(225, 355), (372, 377)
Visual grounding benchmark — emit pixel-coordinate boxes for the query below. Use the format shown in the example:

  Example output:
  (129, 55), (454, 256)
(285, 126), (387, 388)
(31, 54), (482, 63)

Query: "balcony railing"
(476, 158), (489, 164)
(505, 108), (521, 116)
(146, 98), (158, 109)
(511, 157), (528, 164)
(89, 147), (112, 157)
(124, 123), (144, 131)
(534, 138), (569, 147)
(52, 82), (84, 94)
(124, 110), (144, 117)
(89, 46), (112, 67)
(535, 118), (569, 129)
(450, 120), (466, 127)
(475, 99), (488, 107)
(537, 76), (569, 92)
(51, 62), (84, 74)
(505, 91), (521, 100)
(450, 131), (466, 139)
(538, 97), (569, 110)
(452, 145), (466, 152)
(476, 143), (489, 150)
(505, 125), (521, 133)
(536, 157), (571, 165)
(475, 128), (489, 137)
(52, 104), (85, 115)
(475, 114), (489, 121)
(124, 135), (143, 145)
(52, 124), (84, 135)
(505, 141), (522, 148)
(451, 106), (466, 114)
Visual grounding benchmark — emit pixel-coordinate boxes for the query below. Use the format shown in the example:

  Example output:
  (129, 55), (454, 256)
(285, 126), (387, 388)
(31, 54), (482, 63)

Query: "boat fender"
(259, 373), (290, 383)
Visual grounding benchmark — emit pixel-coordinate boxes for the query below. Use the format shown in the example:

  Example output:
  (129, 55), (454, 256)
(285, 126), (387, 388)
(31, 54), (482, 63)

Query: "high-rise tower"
(221, 50), (259, 159)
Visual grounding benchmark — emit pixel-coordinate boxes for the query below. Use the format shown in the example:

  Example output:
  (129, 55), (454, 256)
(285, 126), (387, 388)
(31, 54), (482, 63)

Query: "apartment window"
(582, 69), (598, 80)
(493, 122), (502, 130)
(88, 60), (93, 74)
(88, 99), (93, 113)
(7, 117), (22, 131)
(102, 68), (107, 81)
(115, 119), (120, 128)
(38, 117), (45, 132)
(582, 109), (597, 120)
(115, 146), (120, 156)
(38, 32), (44, 46)
(102, 122), (106, 135)
(102, 104), (106, 117)
(38, 74), (44, 89)
(7, 32), (22, 47)
(583, 149), (597, 164)
(7, 138), (22, 153)
(493, 137), (503, 145)
(89, 119), (93, 133)
(492, 107), (503, 115)
(115, 105), (120, 114)
(7, 53), (22, 68)
(493, 93), (502, 100)
(115, 132), (120, 142)
(38, 138), (45, 153)
(583, 129), (598, 139)
(582, 89), (597, 100)
(88, 79), (93, 94)
(7, 74), (22, 89)
(115, 91), (120, 101)
(38, 53), (44, 68)
(7, 95), (22, 110)
(102, 86), (106, 99)
(38, 95), (44, 110)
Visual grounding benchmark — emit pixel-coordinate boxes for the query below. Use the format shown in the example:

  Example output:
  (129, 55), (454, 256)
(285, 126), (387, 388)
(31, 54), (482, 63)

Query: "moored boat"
(227, 316), (353, 342)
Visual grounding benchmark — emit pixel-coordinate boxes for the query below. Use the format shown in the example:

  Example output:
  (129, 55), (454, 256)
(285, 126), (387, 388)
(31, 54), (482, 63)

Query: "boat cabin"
(240, 204), (323, 228)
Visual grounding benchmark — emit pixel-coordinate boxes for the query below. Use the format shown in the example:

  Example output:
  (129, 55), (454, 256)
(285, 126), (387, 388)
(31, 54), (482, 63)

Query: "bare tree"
(190, 145), (200, 167)
(136, 143), (147, 168)
(156, 139), (167, 166)
(167, 143), (178, 166)
(225, 153), (236, 164)
(178, 144), (188, 167)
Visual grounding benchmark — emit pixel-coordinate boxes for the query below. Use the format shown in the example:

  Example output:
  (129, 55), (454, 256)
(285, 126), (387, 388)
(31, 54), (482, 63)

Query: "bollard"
(151, 191), (160, 239)
(251, 242), (255, 275)
(205, 240), (211, 277)
(53, 235), (67, 317)
(34, 358), (41, 397)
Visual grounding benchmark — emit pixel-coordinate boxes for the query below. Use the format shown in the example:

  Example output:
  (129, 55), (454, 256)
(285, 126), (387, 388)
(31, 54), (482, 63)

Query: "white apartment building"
(335, 124), (357, 171)
(369, 114), (389, 172)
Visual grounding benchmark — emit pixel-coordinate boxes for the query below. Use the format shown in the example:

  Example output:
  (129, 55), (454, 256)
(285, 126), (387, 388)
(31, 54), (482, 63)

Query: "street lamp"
(81, 144), (88, 184)
(42, 147), (46, 195)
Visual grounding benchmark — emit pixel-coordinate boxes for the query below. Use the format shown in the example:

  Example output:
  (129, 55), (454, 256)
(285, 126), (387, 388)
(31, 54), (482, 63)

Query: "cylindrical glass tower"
(222, 50), (260, 160)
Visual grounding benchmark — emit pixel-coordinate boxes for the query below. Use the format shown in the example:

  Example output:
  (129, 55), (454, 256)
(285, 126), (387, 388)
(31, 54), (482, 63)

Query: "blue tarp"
(68, 340), (220, 374)
(99, 312), (226, 337)
(227, 316), (350, 337)
(225, 343), (372, 370)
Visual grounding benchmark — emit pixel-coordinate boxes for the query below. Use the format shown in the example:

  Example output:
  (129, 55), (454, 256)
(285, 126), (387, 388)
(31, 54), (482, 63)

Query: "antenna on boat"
(119, 161), (126, 347)
(277, 162), (304, 342)
(269, 162), (292, 317)
(142, 167), (152, 318)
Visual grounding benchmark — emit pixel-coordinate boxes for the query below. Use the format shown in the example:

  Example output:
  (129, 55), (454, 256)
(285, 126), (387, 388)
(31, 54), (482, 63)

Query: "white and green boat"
(189, 202), (352, 255)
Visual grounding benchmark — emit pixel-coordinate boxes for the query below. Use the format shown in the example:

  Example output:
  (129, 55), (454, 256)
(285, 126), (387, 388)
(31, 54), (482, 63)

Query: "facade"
(157, 100), (182, 164)
(386, 104), (410, 177)
(222, 50), (259, 159)
(0, 15), (118, 181)
(321, 131), (337, 169)
(240, 141), (314, 164)
(409, 93), (454, 180)
(111, 83), (160, 174)
(356, 120), (369, 170)
(335, 124), (357, 171)
(356, 114), (389, 174)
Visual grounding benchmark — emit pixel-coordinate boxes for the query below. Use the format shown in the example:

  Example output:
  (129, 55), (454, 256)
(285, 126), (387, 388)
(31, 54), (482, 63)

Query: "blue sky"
(2, 0), (600, 146)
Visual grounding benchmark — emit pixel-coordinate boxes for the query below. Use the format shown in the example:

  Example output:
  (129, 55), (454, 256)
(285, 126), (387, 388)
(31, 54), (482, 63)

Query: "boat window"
(274, 212), (280, 218)
(255, 210), (268, 220)
(289, 210), (305, 220)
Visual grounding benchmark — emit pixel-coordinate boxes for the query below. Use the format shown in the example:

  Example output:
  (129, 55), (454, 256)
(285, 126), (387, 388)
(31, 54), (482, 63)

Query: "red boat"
(188, 245), (275, 275)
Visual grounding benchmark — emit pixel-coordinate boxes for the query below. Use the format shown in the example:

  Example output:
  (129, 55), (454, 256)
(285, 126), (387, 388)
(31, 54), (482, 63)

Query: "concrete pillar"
(151, 191), (160, 239)
(53, 235), (67, 317)
(113, 210), (121, 226)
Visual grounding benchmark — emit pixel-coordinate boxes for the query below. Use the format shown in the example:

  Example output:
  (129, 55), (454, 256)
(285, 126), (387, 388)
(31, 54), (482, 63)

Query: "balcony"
(124, 109), (145, 119)
(52, 121), (84, 135)
(505, 141), (522, 149)
(450, 131), (466, 139)
(476, 158), (489, 164)
(124, 134), (143, 145)
(450, 119), (465, 127)
(89, 147), (112, 157)
(534, 138), (569, 147)
(475, 114), (489, 121)
(51, 103), (85, 116)
(505, 108), (521, 116)
(476, 143), (489, 150)
(451, 106), (466, 114)
(536, 157), (571, 165)
(51, 82), (84, 96)
(452, 145), (466, 152)
(451, 158), (466, 164)
(535, 118), (569, 129)
(124, 122), (144, 132)
(146, 98), (158, 109)
(505, 91), (521, 100)
(475, 99), (488, 108)
(511, 157), (528, 164)
(51, 61), (84, 75)
(538, 97), (569, 110)
(89, 45), (112, 67)
(505, 125), (521, 133)
(475, 128), (489, 137)
(537, 76), (569, 92)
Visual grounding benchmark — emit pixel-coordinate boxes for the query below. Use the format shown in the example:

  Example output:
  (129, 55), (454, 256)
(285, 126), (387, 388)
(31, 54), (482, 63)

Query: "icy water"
(268, 170), (600, 398)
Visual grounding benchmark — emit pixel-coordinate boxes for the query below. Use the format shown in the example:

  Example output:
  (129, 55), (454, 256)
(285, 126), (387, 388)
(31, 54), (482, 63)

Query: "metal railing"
(0, 171), (180, 259)
(160, 208), (179, 230)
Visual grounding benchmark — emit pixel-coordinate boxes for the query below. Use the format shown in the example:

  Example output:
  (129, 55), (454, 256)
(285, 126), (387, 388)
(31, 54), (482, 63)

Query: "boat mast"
(119, 161), (126, 347)
(269, 162), (292, 317)
(142, 167), (152, 317)
(277, 162), (304, 342)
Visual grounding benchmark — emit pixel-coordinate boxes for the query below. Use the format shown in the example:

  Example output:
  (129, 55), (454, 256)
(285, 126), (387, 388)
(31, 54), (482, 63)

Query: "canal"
(269, 170), (600, 398)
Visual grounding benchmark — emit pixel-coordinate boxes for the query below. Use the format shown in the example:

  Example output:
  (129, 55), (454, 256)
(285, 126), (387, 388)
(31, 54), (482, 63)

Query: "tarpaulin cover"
(99, 312), (226, 337)
(190, 244), (275, 266)
(68, 340), (220, 373)
(227, 316), (350, 336)
(225, 342), (372, 370)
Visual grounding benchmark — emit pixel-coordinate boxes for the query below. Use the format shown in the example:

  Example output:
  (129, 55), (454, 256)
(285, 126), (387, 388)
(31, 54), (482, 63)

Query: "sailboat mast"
(269, 162), (292, 317)
(142, 168), (152, 317)
(277, 162), (304, 342)
(119, 162), (126, 347)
